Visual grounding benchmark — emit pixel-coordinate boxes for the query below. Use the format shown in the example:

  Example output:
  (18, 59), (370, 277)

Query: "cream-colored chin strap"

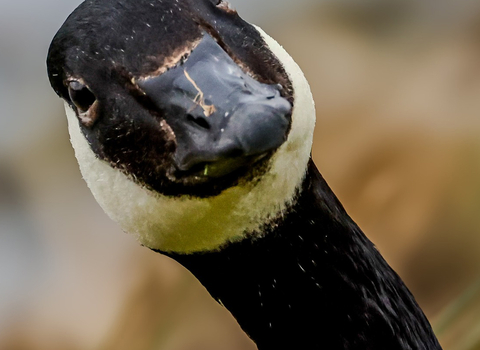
(66, 26), (316, 254)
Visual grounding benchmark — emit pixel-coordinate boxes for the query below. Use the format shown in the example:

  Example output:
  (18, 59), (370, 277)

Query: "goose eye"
(67, 80), (98, 127)
(68, 80), (96, 113)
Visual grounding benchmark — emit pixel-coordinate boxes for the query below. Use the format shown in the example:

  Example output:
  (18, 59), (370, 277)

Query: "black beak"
(137, 33), (292, 177)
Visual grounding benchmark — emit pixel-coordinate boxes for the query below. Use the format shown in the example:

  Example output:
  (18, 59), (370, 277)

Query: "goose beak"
(137, 33), (292, 178)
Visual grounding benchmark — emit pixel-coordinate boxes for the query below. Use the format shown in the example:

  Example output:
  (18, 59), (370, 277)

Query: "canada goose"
(47, 0), (443, 349)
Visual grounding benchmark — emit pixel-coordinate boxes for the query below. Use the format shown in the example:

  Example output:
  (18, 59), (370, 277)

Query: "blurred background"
(1, 0), (480, 349)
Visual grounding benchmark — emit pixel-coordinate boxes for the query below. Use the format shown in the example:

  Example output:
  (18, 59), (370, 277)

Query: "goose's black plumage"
(165, 161), (441, 349)
(47, 0), (443, 349)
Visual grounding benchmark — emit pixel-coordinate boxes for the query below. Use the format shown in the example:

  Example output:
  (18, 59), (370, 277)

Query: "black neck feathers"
(162, 160), (442, 350)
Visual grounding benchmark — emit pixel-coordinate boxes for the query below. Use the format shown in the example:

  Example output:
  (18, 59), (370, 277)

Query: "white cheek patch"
(65, 27), (315, 254)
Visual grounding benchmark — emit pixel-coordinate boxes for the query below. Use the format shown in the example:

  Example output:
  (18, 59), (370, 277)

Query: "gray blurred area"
(1, 0), (480, 349)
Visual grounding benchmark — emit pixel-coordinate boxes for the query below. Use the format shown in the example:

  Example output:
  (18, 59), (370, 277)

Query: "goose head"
(47, 0), (316, 253)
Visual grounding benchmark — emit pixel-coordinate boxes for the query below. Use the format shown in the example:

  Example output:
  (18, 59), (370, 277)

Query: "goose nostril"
(265, 84), (282, 100)
(267, 90), (280, 100)
(187, 114), (211, 130)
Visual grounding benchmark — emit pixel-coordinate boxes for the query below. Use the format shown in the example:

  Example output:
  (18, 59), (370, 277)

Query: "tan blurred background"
(1, 0), (480, 349)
